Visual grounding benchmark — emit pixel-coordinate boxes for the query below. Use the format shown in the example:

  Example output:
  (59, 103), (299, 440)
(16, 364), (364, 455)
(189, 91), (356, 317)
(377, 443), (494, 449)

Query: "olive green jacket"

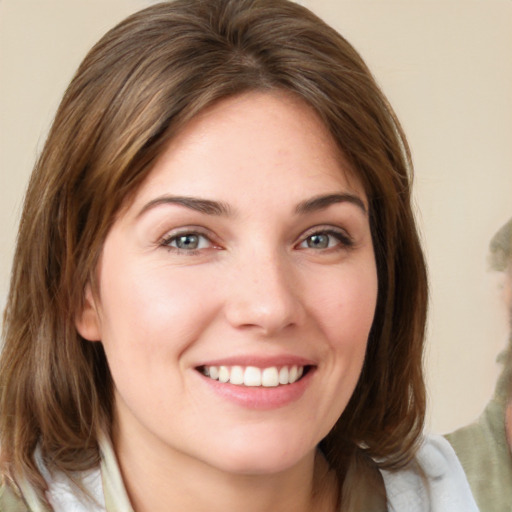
(446, 349), (512, 512)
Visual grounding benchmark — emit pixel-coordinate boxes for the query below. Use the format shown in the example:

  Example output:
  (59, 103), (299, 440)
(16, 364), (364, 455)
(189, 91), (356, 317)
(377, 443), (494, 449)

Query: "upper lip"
(195, 355), (316, 369)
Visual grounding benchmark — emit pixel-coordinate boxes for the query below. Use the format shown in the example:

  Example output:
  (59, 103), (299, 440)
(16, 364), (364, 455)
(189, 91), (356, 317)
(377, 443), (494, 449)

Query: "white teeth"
(261, 367), (279, 387)
(218, 366), (230, 383)
(278, 366), (289, 385)
(230, 365), (244, 385)
(200, 364), (306, 387)
(289, 365), (298, 384)
(244, 366), (262, 387)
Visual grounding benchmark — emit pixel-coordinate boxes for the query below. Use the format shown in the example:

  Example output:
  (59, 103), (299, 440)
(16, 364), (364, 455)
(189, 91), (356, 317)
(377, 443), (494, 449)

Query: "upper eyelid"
(305, 226), (356, 246)
(156, 224), (355, 249)
(159, 229), (218, 251)
(298, 225), (352, 240)
(160, 226), (214, 241)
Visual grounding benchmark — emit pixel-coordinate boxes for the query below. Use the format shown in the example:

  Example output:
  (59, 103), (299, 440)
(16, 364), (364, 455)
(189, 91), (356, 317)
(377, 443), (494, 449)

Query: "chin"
(203, 434), (315, 476)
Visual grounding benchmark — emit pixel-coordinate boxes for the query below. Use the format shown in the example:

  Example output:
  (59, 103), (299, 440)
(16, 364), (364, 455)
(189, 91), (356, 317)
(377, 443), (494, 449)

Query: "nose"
(223, 250), (304, 336)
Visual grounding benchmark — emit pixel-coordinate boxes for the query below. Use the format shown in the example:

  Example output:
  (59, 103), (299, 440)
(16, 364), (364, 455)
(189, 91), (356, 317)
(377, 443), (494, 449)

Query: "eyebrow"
(137, 192), (366, 219)
(295, 193), (367, 215)
(137, 196), (232, 217)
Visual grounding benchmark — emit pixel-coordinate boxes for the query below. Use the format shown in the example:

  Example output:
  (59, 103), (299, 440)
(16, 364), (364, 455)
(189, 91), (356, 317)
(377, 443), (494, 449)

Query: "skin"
(76, 91), (378, 512)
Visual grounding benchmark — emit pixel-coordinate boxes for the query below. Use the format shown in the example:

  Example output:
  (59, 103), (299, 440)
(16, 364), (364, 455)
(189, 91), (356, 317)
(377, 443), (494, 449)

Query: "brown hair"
(0, 0), (427, 503)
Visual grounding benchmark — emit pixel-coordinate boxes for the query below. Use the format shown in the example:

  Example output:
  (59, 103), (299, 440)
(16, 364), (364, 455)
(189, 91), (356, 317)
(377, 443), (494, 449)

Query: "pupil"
(308, 234), (328, 248)
(177, 234), (198, 249)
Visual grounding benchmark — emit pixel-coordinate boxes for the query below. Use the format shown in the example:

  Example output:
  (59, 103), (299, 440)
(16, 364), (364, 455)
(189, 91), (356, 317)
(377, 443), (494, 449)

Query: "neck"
(112, 422), (338, 512)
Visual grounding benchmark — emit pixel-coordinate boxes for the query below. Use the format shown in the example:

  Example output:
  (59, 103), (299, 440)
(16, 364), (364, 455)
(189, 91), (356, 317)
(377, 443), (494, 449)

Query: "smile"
(199, 365), (306, 387)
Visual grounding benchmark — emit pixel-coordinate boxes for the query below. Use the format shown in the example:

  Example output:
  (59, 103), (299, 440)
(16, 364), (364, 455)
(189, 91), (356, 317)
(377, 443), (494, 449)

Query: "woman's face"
(77, 91), (378, 476)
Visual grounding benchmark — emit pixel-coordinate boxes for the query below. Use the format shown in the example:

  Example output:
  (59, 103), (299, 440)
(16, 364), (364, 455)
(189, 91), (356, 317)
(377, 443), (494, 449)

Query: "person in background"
(446, 217), (512, 512)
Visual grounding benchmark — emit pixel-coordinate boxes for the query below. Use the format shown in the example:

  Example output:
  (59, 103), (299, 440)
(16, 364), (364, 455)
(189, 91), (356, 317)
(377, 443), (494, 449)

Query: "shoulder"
(445, 400), (512, 510)
(445, 410), (494, 477)
(445, 396), (507, 468)
(380, 435), (480, 512)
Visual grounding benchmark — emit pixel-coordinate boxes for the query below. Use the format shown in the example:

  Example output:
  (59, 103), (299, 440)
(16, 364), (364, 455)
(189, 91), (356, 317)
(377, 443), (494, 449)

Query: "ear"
(75, 284), (102, 341)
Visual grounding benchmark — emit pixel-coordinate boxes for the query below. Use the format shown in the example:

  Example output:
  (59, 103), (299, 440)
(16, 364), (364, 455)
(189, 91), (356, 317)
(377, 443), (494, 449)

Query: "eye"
(161, 232), (212, 252)
(304, 233), (332, 249)
(298, 229), (353, 250)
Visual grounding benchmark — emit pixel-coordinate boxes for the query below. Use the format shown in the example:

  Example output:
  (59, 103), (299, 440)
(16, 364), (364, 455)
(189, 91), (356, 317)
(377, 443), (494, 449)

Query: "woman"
(0, 1), (478, 510)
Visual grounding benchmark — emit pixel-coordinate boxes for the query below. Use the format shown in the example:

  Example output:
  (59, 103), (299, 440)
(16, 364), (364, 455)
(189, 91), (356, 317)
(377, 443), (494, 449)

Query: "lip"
(194, 356), (316, 410)
(196, 355), (315, 368)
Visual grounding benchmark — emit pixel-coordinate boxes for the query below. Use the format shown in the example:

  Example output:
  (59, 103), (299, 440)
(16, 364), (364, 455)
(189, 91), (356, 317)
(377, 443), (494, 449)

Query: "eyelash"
(297, 228), (354, 251)
(159, 226), (353, 255)
(160, 230), (216, 255)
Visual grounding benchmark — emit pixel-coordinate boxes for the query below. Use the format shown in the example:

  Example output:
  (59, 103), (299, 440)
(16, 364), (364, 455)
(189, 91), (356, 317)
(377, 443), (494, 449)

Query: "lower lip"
(197, 369), (314, 410)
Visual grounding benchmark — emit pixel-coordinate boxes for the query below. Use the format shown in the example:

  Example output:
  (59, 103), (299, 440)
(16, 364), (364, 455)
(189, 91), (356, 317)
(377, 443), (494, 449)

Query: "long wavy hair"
(0, 0), (428, 505)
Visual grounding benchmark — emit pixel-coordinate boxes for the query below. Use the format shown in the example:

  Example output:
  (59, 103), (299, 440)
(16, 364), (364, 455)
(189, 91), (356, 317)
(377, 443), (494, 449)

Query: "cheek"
(304, 262), (378, 419)
(303, 266), (377, 432)
(97, 260), (220, 358)
(309, 266), (378, 348)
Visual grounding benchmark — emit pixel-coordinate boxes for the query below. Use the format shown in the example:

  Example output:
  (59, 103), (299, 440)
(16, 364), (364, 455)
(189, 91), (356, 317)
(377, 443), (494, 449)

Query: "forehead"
(129, 91), (366, 210)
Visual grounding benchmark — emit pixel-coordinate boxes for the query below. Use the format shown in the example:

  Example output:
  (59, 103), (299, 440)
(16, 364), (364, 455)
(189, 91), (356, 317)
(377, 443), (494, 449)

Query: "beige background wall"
(1, 0), (511, 434)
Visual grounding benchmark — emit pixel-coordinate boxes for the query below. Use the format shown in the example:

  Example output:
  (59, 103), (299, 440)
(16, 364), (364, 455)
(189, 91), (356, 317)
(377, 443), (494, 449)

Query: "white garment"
(381, 435), (480, 512)
(35, 435), (478, 511)
(43, 469), (104, 512)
